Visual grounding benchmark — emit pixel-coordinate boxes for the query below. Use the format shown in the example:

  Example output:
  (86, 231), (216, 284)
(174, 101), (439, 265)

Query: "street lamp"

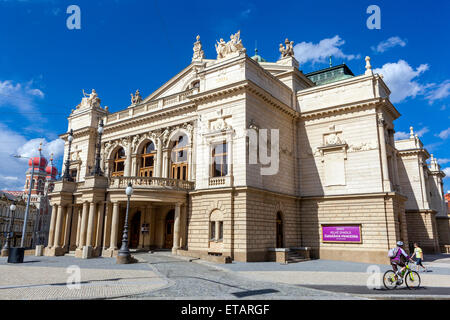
(91, 120), (104, 176)
(62, 129), (74, 182)
(117, 182), (133, 264)
(2, 203), (16, 253)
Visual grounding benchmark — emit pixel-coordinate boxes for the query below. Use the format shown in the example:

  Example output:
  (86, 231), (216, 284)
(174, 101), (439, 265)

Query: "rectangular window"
(212, 142), (228, 177)
(218, 221), (223, 241)
(210, 221), (216, 240)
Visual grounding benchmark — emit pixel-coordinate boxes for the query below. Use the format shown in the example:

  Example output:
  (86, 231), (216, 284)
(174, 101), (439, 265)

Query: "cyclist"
(390, 241), (414, 283)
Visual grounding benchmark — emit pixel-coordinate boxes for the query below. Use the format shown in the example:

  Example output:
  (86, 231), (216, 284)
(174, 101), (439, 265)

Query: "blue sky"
(0, 0), (449, 192)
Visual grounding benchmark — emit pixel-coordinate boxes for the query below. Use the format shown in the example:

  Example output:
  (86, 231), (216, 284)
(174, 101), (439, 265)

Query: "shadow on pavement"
(298, 284), (450, 296)
(232, 289), (279, 298)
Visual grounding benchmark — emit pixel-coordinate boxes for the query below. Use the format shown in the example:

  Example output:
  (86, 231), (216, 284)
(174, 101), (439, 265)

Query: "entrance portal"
(164, 210), (174, 249)
(130, 211), (141, 248)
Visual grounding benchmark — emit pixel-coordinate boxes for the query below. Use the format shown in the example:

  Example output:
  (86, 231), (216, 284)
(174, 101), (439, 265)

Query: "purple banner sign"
(322, 225), (362, 243)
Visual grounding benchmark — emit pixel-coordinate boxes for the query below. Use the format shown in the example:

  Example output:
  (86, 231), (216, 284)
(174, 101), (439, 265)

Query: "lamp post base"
(116, 254), (137, 264)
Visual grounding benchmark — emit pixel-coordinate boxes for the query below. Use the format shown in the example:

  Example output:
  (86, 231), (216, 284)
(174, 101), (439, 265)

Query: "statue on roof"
(279, 38), (294, 58)
(130, 89), (142, 105)
(81, 89), (101, 108)
(215, 30), (245, 59)
(192, 35), (205, 61)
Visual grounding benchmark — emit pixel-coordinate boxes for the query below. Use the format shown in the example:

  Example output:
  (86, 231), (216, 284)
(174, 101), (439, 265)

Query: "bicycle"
(383, 261), (421, 290)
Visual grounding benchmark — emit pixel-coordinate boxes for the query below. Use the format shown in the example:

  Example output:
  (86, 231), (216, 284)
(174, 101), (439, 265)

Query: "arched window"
(191, 80), (200, 89)
(112, 148), (125, 177)
(171, 133), (189, 181)
(139, 141), (156, 177)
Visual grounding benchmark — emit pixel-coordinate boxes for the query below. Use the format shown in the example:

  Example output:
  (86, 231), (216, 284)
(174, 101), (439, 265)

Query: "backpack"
(388, 247), (399, 258)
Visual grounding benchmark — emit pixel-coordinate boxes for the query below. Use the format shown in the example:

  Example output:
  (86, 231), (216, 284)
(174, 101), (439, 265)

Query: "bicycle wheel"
(405, 271), (421, 289)
(383, 270), (398, 290)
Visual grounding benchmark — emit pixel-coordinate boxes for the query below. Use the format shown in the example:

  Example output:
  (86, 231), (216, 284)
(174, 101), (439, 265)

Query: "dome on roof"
(45, 165), (58, 178)
(28, 156), (48, 169)
(251, 48), (267, 63)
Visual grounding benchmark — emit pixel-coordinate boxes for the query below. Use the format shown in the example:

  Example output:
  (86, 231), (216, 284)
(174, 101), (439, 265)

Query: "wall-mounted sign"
(141, 223), (149, 233)
(321, 225), (362, 243)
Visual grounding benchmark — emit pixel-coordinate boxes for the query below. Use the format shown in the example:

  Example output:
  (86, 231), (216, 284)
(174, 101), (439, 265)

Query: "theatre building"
(45, 32), (449, 263)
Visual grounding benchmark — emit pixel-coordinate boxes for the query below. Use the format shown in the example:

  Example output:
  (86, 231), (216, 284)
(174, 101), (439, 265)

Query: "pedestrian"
(411, 242), (427, 272)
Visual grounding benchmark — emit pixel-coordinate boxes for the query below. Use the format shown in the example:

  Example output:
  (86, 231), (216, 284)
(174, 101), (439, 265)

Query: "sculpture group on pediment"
(215, 31), (245, 59)
(279, 38), (294, 58)
(130, 89), (143, 105)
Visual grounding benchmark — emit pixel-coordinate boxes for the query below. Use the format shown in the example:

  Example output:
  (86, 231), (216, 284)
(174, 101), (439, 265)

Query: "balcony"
(108, 176), (195, 192)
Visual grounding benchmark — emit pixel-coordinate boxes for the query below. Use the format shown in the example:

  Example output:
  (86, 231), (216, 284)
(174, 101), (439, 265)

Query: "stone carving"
(215, 31), (245, 59)
(248, 119), (259, 131)
(192, 35), (204, 61)
(161, 128), (170, 146)
(81, 89), (101, 108)
(130, 90), (143, 105)
(211, 117), (231, 131)
(279, 38), (294, 58)
(348, 141), (377, 152)
(325, 133), (343, 146)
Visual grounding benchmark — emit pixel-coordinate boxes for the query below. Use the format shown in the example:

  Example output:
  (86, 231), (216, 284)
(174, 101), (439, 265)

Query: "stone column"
(102, 202), (112, 249)
(109, 202), (120, 250)
(377, 115), (392, 192)
(172, 203), (181, 253)
(79, 202), (89, 248)
(131, 154), (138, 176)
(54, 205), (66, 248)
(47, 204), (58, 247)
(86, 202), (97, 246)
(181, 204), (188, 248)
(418, 159), (430, 209)
(162, 148), (170, 178)
(95, 202), (105, 248)
(63, 205), (73, 250)
(75, 206), (82, 248)
(156, 139), (162, 177)
(124, 142), (132, 176)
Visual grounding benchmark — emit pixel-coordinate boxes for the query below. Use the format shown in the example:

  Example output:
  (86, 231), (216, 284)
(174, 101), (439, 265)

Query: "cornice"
(299, 98), (381, 121)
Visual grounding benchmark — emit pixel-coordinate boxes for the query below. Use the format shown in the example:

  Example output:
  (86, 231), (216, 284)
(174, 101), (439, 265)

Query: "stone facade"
(45, 33), (449, 264)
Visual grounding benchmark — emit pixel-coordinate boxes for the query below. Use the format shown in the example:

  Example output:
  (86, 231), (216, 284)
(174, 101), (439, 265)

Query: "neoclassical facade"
(45, 33), (449, 263)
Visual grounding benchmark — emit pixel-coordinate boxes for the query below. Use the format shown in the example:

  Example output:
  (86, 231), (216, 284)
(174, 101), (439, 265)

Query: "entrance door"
(130, 211), (141, 248)
(276, 212), (283, 248)
(164, 210), (174, 249)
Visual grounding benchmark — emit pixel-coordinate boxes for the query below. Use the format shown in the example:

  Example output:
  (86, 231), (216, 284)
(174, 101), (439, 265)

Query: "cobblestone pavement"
(2, 253), (449, 300)
(0, 256), (168, 300)
(216, 254), (450, 298)
(123, 252), (362, 300)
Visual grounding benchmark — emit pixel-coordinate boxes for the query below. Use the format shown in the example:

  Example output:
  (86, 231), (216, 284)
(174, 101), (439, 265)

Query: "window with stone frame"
(211, 142), (228, 177)
(112, 148), (126, 177)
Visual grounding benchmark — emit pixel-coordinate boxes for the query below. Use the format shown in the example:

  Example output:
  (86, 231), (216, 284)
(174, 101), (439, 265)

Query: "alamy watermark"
(66, 5), (81, 30)
(366, 5), (381, 30)
(66, 265), (81, 289)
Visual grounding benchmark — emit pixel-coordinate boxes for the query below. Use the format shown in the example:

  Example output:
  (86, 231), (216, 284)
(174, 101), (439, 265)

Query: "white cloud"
(372, 36), (406, 53)
(0, 79), (44, 120)
(394, 127), (428, 140)
(394, 131), (409, 140)
(416, 127), (429, 137)
(443, 167), (450, 179)
(438, 128), (450, 140)
(438, 158), (450, 165)
(426, 80), (450, 104)
(0, 124), (64, 191)
(293, 35), (360, 65)
(374, 60), (430, 103)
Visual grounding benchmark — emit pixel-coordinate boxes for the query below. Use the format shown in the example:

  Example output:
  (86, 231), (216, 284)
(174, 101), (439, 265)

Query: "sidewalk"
(0, 256), (169, 300)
